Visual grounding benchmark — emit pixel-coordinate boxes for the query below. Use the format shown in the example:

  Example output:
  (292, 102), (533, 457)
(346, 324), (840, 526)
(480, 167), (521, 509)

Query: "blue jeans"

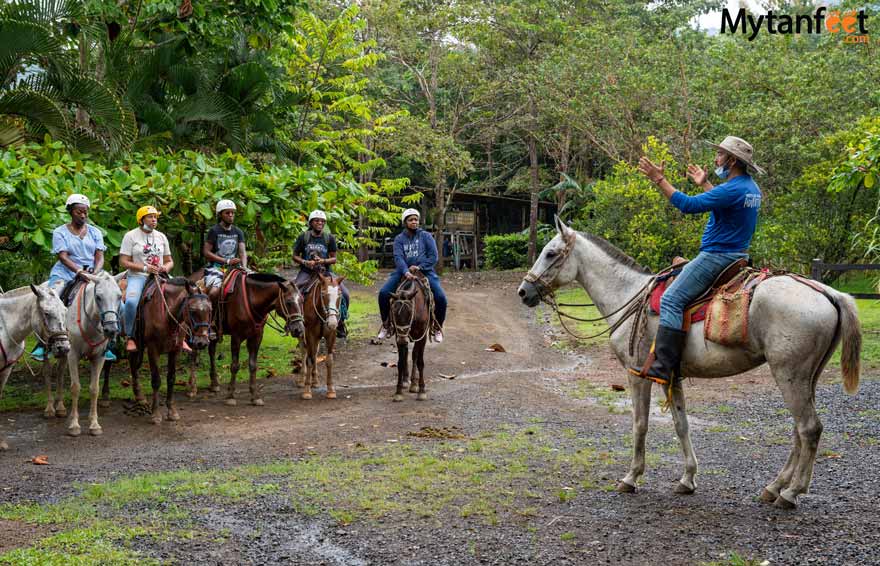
(659, 251), (749, 330)
(379, 271), (447, 327)
(123, 274), (148, 337)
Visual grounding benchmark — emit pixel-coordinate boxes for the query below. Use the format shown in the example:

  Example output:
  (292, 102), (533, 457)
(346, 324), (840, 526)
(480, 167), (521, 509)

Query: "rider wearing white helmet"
(376, 208), (446, 343)
(32, 193), (110, 361)
(293, 210), (350, 338)
(202, 199), (247, 319)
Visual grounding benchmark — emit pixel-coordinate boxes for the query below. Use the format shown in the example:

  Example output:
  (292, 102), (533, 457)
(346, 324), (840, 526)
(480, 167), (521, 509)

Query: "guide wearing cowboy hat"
(632, 136), (764, 385)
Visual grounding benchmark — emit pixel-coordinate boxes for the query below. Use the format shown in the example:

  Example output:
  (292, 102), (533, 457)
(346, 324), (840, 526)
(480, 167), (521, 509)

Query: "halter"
(178, 292), (211, 342)
(522, 231), (577, 299)
(267, 284), (304, 336)
(0, 291), (68, 371)
(389, 277), (433, 343)
(311, 278), (341, 325)
(75, 280), (119, 357)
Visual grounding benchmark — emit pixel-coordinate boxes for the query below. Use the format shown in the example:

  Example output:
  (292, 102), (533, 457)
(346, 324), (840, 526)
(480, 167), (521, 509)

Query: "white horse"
(0, 284), (70, 450)
(518, 217), (861, 508)
(43, 272), (122, 436)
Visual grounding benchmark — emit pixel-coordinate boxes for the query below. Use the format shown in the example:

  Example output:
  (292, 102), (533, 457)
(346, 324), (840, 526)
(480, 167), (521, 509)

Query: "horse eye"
(546, 250), (557, 258)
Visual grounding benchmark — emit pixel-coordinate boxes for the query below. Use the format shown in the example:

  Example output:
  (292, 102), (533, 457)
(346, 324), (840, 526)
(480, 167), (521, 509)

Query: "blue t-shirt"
(48, 224), (106, 282)
(669, 175), (762, 253)
(393, 229), (438, 275)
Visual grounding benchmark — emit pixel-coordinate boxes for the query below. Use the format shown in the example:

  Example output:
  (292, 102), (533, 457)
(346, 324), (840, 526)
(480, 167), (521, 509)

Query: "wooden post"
(810, 258), (823, 281)
(472, 203), (480, 271)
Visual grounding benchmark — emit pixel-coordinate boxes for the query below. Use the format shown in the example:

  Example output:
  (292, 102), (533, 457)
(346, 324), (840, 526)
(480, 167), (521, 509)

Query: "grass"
(0, 425), (625, 562)
(567, 379), (629, 414)
(536, 285), (608, 348)
(700, 552), (767, 566)
(0, 290), (380, 413)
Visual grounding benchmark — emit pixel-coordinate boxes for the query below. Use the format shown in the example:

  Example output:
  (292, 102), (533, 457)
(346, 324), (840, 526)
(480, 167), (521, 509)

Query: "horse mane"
(247, 272), (286, 284)
(578, 231), (652, 275)
(166, 276), (192, 287)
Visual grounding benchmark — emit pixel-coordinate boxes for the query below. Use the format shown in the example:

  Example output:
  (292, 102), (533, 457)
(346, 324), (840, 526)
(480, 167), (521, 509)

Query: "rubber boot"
(628, 326), (687, 385)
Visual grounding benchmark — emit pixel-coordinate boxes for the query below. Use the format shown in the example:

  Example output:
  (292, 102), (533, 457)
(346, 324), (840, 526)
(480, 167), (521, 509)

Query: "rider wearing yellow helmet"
(118, 205), (174, 352)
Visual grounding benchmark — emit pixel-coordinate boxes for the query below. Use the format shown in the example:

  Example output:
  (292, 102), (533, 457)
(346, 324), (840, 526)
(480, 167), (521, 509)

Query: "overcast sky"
(692, 0), (765, 32)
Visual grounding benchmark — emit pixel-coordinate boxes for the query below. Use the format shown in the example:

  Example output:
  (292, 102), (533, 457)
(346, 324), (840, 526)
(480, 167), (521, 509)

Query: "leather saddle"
(649, 257), (750, 327)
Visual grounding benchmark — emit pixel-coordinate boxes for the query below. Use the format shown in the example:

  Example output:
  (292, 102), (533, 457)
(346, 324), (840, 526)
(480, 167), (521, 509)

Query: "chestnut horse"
(188, 268), (304, 405)
(390, 274), (431, 402)
(298, 272), (344, 400)
(128, 276), (212, 424)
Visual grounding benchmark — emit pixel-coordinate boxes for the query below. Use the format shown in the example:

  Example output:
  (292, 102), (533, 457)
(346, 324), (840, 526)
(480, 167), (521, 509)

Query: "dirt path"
(1, 272), (878, 565)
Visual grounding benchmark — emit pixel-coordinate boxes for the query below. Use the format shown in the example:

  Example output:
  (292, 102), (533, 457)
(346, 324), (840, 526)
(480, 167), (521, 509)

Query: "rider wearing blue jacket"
(377, 209), (447, 342)
(632, 136), (764, 386)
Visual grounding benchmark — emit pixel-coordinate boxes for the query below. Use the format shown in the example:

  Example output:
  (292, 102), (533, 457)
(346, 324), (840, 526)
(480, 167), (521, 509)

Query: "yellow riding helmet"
(136, 205), (161, 224)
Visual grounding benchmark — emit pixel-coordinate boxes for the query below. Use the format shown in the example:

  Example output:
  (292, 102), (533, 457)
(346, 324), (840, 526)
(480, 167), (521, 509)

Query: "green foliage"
(0, 141), (403, 285)
(574, 137), (703, 271)
(484, 227), (552, 270)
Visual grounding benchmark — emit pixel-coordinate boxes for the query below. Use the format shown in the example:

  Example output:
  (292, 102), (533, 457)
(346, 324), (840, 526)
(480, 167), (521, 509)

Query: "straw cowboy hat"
(707, 136), (766, 175)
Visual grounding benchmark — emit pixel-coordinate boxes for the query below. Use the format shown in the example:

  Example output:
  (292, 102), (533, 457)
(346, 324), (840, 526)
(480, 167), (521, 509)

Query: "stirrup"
(627, 366), (671, 386)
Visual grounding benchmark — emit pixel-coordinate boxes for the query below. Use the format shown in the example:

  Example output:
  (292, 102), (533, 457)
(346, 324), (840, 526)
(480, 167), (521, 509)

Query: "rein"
(390, 277), (434, 343)
(75, 282), (115, 357)
(266, 285), (304, 336)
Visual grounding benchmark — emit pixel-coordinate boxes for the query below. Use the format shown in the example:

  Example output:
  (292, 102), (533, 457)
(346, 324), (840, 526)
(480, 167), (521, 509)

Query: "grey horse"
(43, 272), (122, 437)
(0, 284), (70, 450)
(518, 217), (861, 508)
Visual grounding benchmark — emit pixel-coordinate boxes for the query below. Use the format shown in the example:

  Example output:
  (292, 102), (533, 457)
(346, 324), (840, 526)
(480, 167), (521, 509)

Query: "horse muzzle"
(191, 335), (211, 350)
(517, 281), (541, 308)
(288, 321), (305, 338)
(49, 336), (71, 356)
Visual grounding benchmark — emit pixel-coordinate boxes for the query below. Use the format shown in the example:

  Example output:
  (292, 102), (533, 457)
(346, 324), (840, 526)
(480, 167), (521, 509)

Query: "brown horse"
(128, 276), (212, 424)
(298, 272), (344, 400)
(188, 268), (305, 405)
(390, 274), (432, 402)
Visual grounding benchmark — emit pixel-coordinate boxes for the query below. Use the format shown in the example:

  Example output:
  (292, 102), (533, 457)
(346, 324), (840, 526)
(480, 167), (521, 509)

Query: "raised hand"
(638, 157), (665, 183)
(687, 164), (708, 186)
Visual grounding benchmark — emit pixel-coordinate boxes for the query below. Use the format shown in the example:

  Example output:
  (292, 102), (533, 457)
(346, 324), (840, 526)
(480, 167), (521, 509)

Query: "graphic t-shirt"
(294, 231), (337, 274)
(205, 224), (245, 267)
(120, 228), (171, 277)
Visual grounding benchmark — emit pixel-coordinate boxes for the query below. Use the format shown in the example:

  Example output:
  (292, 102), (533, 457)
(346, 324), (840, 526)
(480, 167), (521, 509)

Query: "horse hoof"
(167, 409), (180, 422)
(186, 391), (196, 399)
(43, 409), (55, 419)
(209, 385), (221, 393)
(151, 415), (162, 425)
(224, 398), (237, 406)
(673, 482), (695, 495)
(759, 488), (779, 503)
(326, 391), (336, 400)
(98, 399), (111, 409)
(55, 408), (67, 418)
(409, 386), (418, 394)
(393, 394), (404, 402)
(616, 481), (636, 493)
(0, 440), (8, 451)
(417, 393), (427, 401)
(773, 495), (797, 509)
(89, 426), (103, 437)
(301, 392), (312, 400)
(67, 426), (81, 437)
(252, 398), (265, 406)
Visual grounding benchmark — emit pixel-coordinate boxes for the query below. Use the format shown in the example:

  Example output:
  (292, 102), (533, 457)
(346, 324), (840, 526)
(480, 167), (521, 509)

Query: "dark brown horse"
(128, 276), (212, 424)
(390, 274), (432, 402)
(188, 268), (304, 405)
(298, 272), (344, 400)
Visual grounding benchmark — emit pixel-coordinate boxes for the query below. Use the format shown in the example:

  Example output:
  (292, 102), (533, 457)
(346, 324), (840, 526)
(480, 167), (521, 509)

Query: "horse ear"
(30, 283), (41, 297)
(390, 292), (399, 300)
(555, 214), (574, 241)
(336, 276), (345, 285)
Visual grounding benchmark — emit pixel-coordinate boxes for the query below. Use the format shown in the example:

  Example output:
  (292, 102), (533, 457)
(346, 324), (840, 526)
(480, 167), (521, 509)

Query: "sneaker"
(30, 345), (47, 361)
(181, 340), (193, 353)
(377, 326), (390, 340)
(433, 329), (444, 343)
(125, 339), (138, 352)
(103, 349), (117, 361)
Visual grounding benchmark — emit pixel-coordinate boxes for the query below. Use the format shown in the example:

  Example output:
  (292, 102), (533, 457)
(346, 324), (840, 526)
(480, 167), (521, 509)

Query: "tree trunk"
(526, 99), (540, 264)
(434, 177), (447, 274)
(75, 34), (90, 130)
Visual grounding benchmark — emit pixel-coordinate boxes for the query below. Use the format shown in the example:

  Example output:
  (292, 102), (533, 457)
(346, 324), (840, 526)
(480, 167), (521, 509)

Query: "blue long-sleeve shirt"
(393, 229), (438, 275)
(669, 174), (762, 253)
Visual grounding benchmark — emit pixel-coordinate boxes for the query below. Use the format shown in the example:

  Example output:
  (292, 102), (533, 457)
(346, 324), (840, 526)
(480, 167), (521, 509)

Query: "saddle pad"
(221, 269), (241, 300)
(703, 270), (768, 347)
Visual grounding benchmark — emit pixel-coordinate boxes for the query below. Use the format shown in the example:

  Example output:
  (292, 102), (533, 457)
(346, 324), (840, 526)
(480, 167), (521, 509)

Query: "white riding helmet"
(401, 208), (420, 224)
(66, 193), (90, 208)
(308, 210), (327, 223)
(216, 199), (237, 214)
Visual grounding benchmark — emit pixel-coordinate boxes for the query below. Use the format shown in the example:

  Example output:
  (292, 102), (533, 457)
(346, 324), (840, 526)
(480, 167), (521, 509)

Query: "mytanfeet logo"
(721, 6), (870, 43)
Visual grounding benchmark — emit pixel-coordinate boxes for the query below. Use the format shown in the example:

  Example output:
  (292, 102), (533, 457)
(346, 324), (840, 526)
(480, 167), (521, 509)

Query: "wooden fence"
(810, 259), (880, 299)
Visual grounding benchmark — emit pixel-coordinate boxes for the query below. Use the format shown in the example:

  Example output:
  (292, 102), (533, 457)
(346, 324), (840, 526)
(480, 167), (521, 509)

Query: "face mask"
(141, 223), (154, 233)
(714, 165), (729, 180)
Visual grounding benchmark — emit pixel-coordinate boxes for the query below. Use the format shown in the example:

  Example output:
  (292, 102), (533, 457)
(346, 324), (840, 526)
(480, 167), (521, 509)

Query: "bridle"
(75, 279), (120, 357)
(269, 283), (304, 336)
(390, 276), (433, 343)
(522, 232), (577, 300)
(311, 278), (341, 325)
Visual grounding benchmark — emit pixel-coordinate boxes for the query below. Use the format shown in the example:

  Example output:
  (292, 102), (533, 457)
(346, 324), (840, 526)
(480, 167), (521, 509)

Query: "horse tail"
(834, 290), (861, 395)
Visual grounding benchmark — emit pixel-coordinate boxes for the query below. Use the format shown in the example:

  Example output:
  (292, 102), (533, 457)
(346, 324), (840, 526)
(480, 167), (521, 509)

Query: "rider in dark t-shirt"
(293, 210), (350, 338)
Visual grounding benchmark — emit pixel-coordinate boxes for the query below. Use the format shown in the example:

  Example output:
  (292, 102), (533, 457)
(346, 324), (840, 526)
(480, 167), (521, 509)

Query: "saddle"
(59, 278), (86, 306)
(648, 257), (767, 346)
